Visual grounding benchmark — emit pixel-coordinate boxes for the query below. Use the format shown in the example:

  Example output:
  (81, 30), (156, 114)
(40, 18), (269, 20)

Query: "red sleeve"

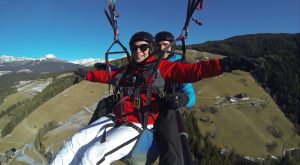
(85, 68), (124, 83)
(159, 59), (223, 83)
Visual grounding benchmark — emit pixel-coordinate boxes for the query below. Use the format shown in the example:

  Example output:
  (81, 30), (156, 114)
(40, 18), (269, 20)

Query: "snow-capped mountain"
(70, 58), (105, 66)
(0, 54), (106, 66)
(0, 54), (83, 74)
(39, 54), (62, 62)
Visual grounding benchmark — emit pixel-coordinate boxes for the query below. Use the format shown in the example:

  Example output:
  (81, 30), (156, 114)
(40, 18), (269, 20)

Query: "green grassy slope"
(193, 71), (298, 157)
(184, 50), (298, 157)
(188, 33), (300, 132)
(0, 80), (108, 164)
(0, 78), (53, 130)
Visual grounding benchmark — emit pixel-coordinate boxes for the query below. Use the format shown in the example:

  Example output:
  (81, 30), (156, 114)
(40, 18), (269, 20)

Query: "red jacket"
(86, 58), (223, 124)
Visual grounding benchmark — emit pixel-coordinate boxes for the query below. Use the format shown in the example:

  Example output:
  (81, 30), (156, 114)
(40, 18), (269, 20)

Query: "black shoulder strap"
(112, 65), (131, 87)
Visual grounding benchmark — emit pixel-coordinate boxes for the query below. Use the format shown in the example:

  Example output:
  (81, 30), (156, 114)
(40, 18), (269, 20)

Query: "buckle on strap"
(120, 113), (128, 122)
(158, 90), (165, 98)
(134, 98), (141, 108)
(134, 88), (141, 108)
(113, 94), (119, 101)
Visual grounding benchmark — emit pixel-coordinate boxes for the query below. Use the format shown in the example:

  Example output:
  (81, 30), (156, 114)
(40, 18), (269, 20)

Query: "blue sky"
(0, 0), (299, 61)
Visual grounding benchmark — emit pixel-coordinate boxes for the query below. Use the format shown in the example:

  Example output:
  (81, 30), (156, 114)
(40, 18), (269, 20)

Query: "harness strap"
(108, 63), (165, 128)
(143, 85), (153, 129)
(123, 122), (143, 133)
(100, 121), (143, 144)
(111, 95), (130, 114)
(100, 123), (115, 143)
(96, 135), (139, 165)
(96, 122), (143, 165)
(134, 88), (144, 126)
(134, 88), (141, 108)
(112, 66), (129, 87)
(119, 91), (125, 115)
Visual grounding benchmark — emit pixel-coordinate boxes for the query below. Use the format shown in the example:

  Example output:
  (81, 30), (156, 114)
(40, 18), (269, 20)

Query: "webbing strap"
(183, 0), (202, 36)
(134, 88), (140, 108)
(124, 122), (143, 133)
(104, 1), (131, 85)
(105, 40), (131, 84)
(181, 37), (186, 60)
(96, 135), (140, 165)
(100, 122), (142, 144)
(105, 0), (118, 40)
(143, 85), (153, 129)
(100, 123), (115, 143)
(152, 36), (184, 74)
(119, 91), (125, 115)
(111, 95), (129, 113)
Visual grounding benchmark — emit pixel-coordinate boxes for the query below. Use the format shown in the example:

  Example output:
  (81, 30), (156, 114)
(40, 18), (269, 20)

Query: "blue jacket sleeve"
(168, 54), (182, 62)
(168, 54), (196, 108)
(180, 83), (196, 108)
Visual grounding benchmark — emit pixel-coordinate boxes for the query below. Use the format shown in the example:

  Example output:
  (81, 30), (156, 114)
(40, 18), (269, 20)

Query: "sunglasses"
(130, 44), (151, 53)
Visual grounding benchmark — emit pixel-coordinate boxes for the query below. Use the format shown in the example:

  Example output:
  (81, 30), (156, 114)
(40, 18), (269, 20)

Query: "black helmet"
(129, 31), (155, 56)
(129, 31), (154, 46)
(155, 31), (174, 43)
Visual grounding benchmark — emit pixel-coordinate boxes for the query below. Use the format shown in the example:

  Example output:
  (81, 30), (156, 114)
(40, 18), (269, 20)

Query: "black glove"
(94, 63), (107, 70)
(74, 69), (87, 79)
(221, 56), (257, 72)
(163, 92), (189, 109)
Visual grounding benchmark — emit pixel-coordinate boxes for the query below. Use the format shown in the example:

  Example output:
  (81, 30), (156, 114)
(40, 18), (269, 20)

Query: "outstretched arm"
(160, 59), (223, 83)
(86, 69), (111, 83)
(160, 56), (256, 83)
(74, 68), (122, 83)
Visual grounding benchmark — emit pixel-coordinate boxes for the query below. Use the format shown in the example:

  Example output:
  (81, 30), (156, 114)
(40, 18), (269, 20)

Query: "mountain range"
(0, 54), (105, 74)
(0, 55), (34, 63)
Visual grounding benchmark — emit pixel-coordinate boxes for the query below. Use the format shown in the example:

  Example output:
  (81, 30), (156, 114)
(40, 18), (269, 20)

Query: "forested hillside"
(187, 33), (300, 132)
(0, 72), (67, 105)
(1, 74), (78, 137)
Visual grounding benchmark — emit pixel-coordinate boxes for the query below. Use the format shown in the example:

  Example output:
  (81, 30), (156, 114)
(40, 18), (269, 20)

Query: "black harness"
(109, 61), (165, 129)
(95, 62), (165, 164)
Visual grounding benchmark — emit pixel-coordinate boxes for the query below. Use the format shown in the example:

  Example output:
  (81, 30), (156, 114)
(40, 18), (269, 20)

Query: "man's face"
(157, 40), (171, 59)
